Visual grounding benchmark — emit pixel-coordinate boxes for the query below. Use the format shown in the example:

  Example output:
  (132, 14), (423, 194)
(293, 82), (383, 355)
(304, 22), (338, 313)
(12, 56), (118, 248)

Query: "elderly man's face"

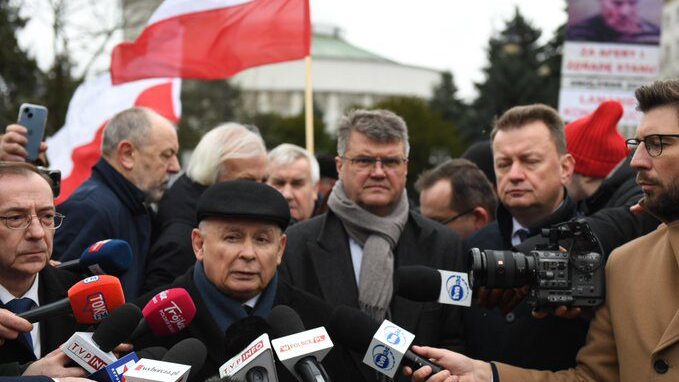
(601, 0), (640, 33)
(267, 158), (318, 222)
(0, 173), (54, 286)
(218, 155), (268, 183)
(192, 218), (286, 301)
(493, 121), (574, 225)
(630, 106), (679, 222)
(336, 132), (408, 217)
(132, 114), (180, 202)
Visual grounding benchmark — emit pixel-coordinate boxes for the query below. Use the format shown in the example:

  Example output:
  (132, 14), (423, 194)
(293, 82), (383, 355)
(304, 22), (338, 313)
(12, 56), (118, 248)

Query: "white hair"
(267, 143), (320, 184)
(186, 123), (266, 186)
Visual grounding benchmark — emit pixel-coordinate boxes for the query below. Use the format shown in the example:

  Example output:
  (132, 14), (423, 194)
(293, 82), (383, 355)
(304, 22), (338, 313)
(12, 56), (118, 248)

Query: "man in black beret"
(133, 180), (360, 382)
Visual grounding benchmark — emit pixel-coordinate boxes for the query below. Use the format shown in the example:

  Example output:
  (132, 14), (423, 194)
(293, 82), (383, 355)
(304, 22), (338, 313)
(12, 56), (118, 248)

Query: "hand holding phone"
(15, 103), (48, 162)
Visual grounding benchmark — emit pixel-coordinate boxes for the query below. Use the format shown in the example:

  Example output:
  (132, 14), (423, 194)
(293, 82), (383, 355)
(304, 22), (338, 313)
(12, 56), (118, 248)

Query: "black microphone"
(163, 338), (208, 381)
(57, 239), (133, 276)
(136, 346), (168, 360)
(326, 305), (443, 375)
(395, 265), (442, 302)
(267, 305), (331, 382)
(220, 316), (277, 382)
(92, 303), (143, 352)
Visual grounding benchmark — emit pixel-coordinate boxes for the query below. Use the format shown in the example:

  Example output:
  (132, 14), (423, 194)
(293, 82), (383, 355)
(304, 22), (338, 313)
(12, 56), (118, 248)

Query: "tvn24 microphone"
(219, 316), (278, 382)
(62, 303), (142, 373)
(395, 265), (472, 307)
(19, 274), (125, 324)
(57, 239), (133, 277)
(267, 305), (333, 382)
(326, 305), (443, 379)
(129, 288), (197, 341)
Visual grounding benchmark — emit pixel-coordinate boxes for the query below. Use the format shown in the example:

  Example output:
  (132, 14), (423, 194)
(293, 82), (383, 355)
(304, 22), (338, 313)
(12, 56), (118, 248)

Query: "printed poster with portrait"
(558, 0), (663, 134)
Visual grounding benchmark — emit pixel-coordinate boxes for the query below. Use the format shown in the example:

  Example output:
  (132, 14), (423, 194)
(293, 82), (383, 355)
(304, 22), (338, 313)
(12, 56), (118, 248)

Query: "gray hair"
(268, 143), (320, 184)
(186, 122), (267, 186)
(102, 107), (158, 157)
(337, 109), (410, 156)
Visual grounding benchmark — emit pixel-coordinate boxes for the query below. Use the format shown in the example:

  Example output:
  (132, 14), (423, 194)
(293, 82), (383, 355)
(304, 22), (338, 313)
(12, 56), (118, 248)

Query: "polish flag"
(46, 74), (181, 204)
(110, 0), (310, 85)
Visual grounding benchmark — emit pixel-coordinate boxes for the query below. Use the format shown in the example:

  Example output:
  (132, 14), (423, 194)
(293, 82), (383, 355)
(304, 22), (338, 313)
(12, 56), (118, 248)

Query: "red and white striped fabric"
(110, 0), (310, 84)
(46, 74), (181, 204)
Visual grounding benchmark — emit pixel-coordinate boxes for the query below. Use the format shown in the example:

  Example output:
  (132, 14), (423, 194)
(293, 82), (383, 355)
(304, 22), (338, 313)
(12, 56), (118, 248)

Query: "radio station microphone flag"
(110, 0), (310, 84)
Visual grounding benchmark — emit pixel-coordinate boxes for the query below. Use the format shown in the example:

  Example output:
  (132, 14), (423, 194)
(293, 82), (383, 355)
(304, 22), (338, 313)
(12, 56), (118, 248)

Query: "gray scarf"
(327, 180), (409, 321)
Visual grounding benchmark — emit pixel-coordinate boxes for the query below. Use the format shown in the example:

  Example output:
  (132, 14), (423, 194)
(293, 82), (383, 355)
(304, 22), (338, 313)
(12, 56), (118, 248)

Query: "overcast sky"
(17, 0), (568, 101)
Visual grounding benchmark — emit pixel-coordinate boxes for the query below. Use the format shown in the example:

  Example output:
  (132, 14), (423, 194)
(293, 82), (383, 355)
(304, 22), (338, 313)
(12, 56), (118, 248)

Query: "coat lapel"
(652, 223), (679, 354)
(309, 212), (359, 307)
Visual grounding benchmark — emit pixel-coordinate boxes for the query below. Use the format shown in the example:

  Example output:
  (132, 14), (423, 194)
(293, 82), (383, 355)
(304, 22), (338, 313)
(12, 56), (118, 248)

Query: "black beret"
(196, 180), (291, 230)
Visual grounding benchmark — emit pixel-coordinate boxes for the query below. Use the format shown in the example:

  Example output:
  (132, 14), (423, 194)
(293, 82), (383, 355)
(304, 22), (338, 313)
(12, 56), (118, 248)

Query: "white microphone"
(61, 304), (142, 373)
(219, 333), (279, 382)
(267, 306), (332, 382)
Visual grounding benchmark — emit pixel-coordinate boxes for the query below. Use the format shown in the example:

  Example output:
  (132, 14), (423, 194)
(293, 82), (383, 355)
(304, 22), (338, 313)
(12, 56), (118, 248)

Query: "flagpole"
(304, 55), (314, 154)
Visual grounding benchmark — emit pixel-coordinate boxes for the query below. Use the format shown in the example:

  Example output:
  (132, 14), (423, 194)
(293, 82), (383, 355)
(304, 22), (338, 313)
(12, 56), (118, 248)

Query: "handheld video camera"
(469, 219), (605, 310)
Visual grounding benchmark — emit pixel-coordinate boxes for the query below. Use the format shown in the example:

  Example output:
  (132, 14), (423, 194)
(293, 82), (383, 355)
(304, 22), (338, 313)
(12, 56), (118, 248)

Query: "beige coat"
(498, 221), (679, 381)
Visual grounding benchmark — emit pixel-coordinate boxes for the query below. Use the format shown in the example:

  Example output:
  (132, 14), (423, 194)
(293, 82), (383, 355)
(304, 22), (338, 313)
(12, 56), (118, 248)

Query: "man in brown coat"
(405, 79), (679, 382)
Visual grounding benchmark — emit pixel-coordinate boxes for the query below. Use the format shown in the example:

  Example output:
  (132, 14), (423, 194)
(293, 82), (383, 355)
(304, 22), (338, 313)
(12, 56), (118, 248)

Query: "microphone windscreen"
(223, 316), (272, 360)
(163, 338), (207, 380)
(326, 305), (379, 353)
(68, 275), (126, 324)
(92, 303), (142, 352)
(395, 265), (441, 302)
(266, 305), (305, 338)
(79, 239), (133, 276)
(136, 346), (168, 360)
(143, 288), (197, 336)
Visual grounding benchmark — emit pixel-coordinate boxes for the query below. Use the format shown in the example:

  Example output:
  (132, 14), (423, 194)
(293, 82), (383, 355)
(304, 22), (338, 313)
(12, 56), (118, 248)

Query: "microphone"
(88, 347), (168, 382)
(267, 305), (332, 382)
(395, 265), (472, 307)
(20, 274), (126, 324)
(219, 316), (278, 382)
(62, 303), (142, 373)
(123, 338), (207, 382)
(326, 305), (443, 379)
(130, 288), (197, 341)
(57, 239), (133, 276)
(137, 347), (169, 360)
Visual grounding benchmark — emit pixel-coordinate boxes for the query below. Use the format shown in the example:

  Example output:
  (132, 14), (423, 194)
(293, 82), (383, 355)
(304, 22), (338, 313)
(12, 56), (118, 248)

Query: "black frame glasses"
(437, 208), (474, 225)
(341, 155), (408, 170)
(626, 134), (679, 157)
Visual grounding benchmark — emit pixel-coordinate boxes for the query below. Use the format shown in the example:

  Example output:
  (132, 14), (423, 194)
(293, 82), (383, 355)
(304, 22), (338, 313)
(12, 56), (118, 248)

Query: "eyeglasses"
(0, 212), (65, 230)
(341, 156), (408, 171)
(626, 134), (679, 157)
(436, 208), (474, 225)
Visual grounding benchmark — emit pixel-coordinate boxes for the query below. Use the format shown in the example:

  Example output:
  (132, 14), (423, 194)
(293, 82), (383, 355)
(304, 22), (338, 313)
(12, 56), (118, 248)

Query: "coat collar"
(651, 222), (679, 355)
(92, 158), (148, 215)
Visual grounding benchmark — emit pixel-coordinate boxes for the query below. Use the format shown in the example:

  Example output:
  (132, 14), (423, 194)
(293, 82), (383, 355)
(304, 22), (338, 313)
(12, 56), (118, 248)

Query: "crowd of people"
(0, 79), (676, 382)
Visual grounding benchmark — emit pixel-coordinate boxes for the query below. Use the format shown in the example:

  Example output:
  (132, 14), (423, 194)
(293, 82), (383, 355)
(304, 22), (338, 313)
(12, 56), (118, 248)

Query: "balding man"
(53, 107), (180, 298)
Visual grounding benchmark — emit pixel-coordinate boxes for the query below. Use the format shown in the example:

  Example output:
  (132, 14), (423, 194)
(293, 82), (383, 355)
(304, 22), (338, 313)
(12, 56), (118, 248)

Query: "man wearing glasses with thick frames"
(0, 162), (85, 377)
(282, 109), (466, 382)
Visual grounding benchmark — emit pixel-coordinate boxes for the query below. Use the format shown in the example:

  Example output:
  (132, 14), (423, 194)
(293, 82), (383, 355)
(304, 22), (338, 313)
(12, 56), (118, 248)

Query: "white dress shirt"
(0, 275), (41, 358)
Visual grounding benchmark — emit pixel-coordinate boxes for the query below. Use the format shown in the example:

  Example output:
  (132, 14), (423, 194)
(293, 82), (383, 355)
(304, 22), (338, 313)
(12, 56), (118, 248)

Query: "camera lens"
(469, 249), (535, 289)
(26, 110), (33, 118)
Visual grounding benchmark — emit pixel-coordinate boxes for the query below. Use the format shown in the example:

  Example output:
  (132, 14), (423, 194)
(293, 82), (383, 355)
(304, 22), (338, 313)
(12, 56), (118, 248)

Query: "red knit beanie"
(565, 100), (627, 178)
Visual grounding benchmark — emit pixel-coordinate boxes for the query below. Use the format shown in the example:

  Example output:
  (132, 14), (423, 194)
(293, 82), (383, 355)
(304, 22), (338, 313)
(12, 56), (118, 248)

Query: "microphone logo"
(159, 301), (187, 332)
(82, 276), (100, 284)
(371, 345), (396, 371)
(383, 325), (404, 346)
(445, 274), (469, 302)
(89, 240), (111, 253)
(85, 292), (110, 321)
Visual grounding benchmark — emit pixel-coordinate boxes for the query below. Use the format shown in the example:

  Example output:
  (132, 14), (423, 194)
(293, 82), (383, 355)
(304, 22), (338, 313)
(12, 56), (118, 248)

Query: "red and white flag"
(110, 0), (310, 84)
(46, 74), (181, 204)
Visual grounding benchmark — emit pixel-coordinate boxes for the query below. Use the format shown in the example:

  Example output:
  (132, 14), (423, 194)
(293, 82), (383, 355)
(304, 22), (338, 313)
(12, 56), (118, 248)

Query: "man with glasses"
(463, 104), (587, 371)
(416, 159), (497, 239)
(404, 82), (679, 382)
(0, 162), (85, 375)
(53, 107), (180, 299)
(281, 109), (466, 382)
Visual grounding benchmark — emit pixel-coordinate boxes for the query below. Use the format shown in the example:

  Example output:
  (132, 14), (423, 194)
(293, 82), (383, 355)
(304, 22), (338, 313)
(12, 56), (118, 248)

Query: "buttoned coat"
(498, 221), (679, 381)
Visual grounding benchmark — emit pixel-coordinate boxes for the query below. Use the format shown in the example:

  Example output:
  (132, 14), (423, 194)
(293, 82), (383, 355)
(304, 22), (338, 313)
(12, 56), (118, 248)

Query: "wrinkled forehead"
(0, 173), (54, 211)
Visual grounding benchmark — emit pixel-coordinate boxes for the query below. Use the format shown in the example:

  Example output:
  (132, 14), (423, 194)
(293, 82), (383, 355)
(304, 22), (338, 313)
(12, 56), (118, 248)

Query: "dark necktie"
(516, 229), (529, 243)
(6, 298), (36, 351)
(243, 305), (254, 315)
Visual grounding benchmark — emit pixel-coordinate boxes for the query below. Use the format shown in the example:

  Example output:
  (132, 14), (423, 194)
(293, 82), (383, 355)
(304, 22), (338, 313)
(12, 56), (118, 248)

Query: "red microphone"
(130, 288), (197, 340)
(20, 275), (126, 324)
